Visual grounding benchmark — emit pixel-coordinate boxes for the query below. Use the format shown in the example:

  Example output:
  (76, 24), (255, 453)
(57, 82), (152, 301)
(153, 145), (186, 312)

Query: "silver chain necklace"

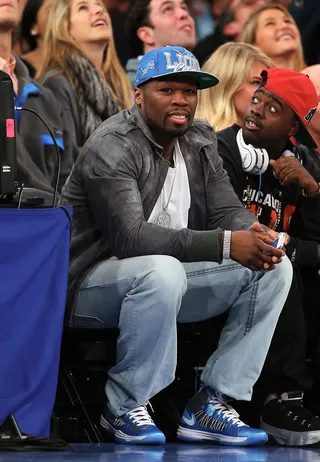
(153, 166), (177, 228)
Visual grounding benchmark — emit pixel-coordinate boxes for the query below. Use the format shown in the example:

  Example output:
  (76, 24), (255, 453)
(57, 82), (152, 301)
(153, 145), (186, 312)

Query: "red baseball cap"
(259, 68), (318, 149)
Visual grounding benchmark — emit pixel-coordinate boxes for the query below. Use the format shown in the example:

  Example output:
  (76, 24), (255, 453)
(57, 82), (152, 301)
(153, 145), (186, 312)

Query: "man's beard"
(165, 126), (189, 137)
(0, 19), (17, 33)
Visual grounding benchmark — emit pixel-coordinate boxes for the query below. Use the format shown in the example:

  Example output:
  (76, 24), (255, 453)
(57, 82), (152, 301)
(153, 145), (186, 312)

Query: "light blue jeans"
(73, 255), (292, 416)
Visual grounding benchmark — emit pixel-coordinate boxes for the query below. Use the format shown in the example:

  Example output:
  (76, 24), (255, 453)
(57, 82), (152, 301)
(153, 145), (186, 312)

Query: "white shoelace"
(127, 404), (155, 427)
(209, 394), (246, 427)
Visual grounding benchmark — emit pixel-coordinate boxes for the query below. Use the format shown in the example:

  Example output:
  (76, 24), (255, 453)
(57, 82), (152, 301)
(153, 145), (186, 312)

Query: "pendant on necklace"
(153, 210), (171, 228)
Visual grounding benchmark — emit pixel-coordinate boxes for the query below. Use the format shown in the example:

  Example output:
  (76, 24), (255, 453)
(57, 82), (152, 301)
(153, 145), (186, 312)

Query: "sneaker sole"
(261, 419), (320, 446)
(100, 415), (165, 445)
(177, 426), (268, 446)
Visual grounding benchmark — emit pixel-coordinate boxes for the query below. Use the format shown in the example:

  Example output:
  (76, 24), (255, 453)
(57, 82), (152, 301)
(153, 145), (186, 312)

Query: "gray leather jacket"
(61, 104), (256, 295)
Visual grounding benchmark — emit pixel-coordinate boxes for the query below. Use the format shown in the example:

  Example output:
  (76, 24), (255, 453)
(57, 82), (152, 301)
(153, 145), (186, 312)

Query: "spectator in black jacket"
(218, 68), (320, 444)
(218, 69), (320, 267)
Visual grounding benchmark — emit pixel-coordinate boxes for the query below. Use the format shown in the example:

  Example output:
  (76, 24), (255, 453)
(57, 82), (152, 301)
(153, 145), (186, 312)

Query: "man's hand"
(250, 221), (277, 244)
(270, 157), (319, 195)
(230, 228), (285, 271)
(250, 222), (290, 249)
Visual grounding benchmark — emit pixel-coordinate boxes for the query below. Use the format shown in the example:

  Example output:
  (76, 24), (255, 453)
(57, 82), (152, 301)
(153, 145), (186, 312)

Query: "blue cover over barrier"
(0, 207), (72, 437)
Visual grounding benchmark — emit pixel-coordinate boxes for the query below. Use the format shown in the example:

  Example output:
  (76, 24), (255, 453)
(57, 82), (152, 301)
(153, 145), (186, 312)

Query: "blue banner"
(0, 206), (72, 437)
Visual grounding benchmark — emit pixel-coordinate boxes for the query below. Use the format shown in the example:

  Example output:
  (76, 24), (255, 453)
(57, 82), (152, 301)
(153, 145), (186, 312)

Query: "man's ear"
(223, 21), (241, 39)
(137, 26), (155, 48)
(288, 118), (301, 138)
(134, 87), (143, 105)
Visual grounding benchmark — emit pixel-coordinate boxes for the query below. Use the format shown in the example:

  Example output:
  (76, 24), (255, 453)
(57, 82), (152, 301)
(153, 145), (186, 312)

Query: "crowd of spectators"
(2, 0), (320, 449)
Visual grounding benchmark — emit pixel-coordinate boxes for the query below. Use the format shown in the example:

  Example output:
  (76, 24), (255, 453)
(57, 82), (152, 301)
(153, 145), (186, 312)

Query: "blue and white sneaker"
(177, 387), (268, 446)
(100, 403), (166, 445)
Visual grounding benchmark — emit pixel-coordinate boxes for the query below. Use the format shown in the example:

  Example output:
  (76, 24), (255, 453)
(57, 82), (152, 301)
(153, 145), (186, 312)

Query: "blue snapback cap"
(135, 46), (219, 90)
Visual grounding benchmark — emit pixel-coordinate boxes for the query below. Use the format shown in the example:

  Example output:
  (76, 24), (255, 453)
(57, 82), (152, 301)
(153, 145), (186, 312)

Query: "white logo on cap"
(163, 49), (199, 72)
(140, 59), (156, 77)
(304, 107), (317, 124)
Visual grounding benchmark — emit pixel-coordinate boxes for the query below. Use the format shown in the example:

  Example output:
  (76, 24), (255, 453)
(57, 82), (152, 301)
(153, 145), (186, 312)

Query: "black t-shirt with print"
(217, 124), (320, 268)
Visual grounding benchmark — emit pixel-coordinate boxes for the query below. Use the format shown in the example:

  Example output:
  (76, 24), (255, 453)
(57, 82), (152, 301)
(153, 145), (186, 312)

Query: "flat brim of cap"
(295, 123), (317, 149)
(152, 70), (219, 89)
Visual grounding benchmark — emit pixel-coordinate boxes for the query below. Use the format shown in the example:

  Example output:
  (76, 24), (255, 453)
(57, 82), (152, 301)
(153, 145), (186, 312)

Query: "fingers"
(255, 234), (273, 245)
(248, 261), (265, 271)
(252, 226), (276, 245)
(257, 239), (285, 259)
(271, 158), (309, 187)
(270, 157), (299, 178)
(256, 231), (276, 245)
(264, 228), (278, 238)
(273, 165), (294, 183)
(261, 235), (274, 245)
(278, 169), (298, 185)
(249, 264), (264, 271)
(249, 250), (282, 270)
(271, 157), (299, 170)
(243, 231), (286, 271)
(248, 258), (276, 271)
(250, 221), (264, 232)
(253, 227), (278, 245)
(272, 256), (283, 263)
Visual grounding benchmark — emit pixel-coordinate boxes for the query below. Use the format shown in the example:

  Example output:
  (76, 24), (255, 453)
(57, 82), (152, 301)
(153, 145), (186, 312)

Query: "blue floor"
(0, 444), (320, 461)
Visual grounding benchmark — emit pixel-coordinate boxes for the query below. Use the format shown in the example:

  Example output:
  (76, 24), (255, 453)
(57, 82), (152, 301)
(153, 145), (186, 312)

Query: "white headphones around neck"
(236, 129), (269, 175)
(236, 129), (295, 175)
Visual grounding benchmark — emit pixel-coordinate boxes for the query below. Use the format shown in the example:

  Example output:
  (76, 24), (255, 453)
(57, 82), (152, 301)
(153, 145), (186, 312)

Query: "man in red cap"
(218, 68), (320, 446)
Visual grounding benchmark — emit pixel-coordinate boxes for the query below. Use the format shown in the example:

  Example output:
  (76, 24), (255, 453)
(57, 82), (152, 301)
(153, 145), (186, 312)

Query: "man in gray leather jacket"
(61, 46), (292, 446)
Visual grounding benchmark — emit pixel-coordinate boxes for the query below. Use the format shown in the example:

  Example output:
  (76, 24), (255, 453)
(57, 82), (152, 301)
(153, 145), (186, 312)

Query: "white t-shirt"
(148, 141), (191, 230)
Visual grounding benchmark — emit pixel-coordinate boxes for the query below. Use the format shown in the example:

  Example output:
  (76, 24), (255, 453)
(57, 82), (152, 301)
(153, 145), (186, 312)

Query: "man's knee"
(273, 255), (293, 288)
(143, 255), (187, 299)
(258, 256), (293, 318)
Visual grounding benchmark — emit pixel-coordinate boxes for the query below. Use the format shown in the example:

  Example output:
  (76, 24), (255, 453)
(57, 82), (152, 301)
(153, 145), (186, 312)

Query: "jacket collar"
(131, 104), (164, 155)
(14, 55), (29, 81)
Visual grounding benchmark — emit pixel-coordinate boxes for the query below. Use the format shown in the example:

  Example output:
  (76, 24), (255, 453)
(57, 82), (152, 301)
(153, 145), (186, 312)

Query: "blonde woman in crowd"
(38, 0), (132, 148)
(241, 3), (304, 71)
(196, 42), (274, 131)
